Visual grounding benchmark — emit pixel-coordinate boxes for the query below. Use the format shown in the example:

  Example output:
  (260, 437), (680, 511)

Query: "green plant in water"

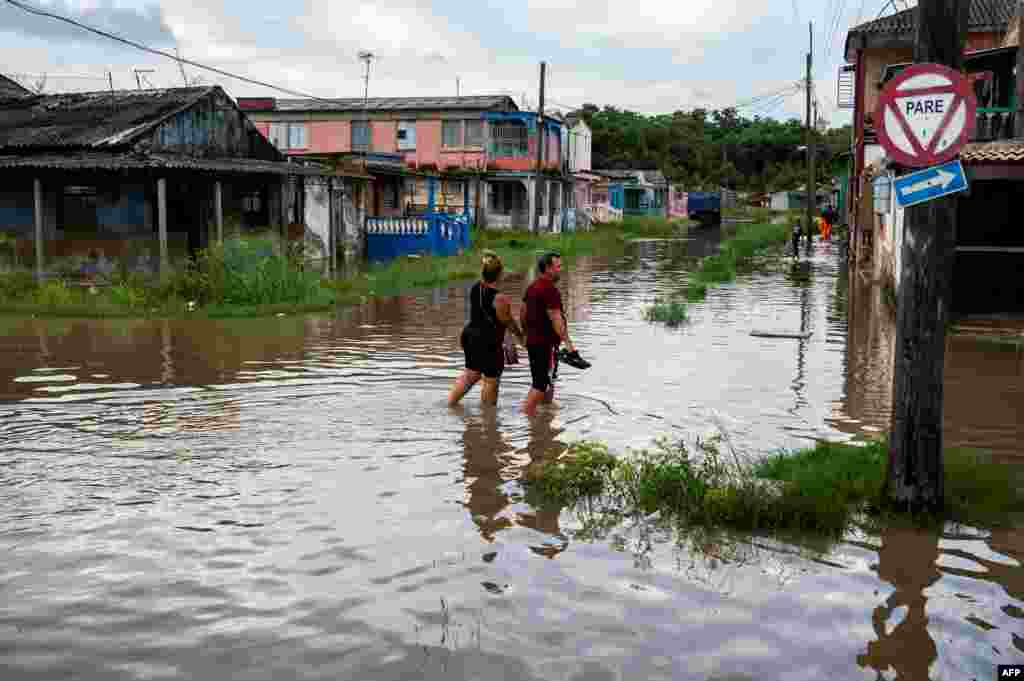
(643, 296), (688, 326)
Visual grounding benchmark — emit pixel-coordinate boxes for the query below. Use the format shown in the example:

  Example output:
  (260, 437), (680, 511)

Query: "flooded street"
(1, 231), (1021, 680)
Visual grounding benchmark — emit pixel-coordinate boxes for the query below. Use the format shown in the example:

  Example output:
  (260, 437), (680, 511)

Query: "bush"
(644, 296), (688, 326)
(0, 270), (38, 300)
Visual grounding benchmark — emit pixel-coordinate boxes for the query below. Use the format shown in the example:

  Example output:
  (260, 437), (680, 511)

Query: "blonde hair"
(480, 249), (503, 283)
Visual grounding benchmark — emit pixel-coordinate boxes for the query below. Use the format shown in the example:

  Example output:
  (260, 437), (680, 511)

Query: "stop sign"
(874, 63), (977, 168)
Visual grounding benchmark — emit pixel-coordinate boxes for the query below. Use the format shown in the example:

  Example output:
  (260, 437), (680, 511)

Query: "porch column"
(327, 177), (335, 278)
(427, 177), (436, 213)
(33, 178), (43, 280)
(214, 180), (224, 244)
(526, 178), (536, 231)
(281, 177), (290, 249)
(463, 179), (470, 218)
(157, 177), (168, 277)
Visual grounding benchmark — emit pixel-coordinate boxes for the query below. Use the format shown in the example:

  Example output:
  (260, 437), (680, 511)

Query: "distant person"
(448, 250), (526, 407)
(520, 252), (575, 417)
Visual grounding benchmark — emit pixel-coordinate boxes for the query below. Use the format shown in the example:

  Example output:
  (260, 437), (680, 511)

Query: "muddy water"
(0, 231), (1021, 680)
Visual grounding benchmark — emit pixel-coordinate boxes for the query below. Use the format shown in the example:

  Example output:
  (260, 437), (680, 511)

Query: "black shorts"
(527, 344), (556, 392)
(461, 327), (503, 378)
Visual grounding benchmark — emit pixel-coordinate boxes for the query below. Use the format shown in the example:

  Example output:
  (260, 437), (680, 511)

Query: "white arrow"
(901, 169), (957, 196)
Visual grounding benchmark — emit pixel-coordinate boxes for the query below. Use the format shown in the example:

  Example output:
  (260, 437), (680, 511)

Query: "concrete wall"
(303, 177), (331, 264)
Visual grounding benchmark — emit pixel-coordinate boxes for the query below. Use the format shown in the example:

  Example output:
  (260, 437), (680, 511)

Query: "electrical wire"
(2, 0), (336, 101)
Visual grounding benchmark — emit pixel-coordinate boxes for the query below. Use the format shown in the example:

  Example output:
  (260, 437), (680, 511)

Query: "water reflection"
(856, 529), (941, 681)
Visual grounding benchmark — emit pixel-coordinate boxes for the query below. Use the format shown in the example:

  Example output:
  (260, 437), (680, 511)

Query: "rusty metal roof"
(256, 95), (517, 113)
(960, 139), (1024, 164)
(0, 87), (215, 150)
(849, 0), (1016, 36)
(0, 151), (361, 176)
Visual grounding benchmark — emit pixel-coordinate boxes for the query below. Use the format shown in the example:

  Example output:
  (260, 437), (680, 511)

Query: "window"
(242, 192), (262, 212)
(268, 123), (307, 150)
(351, 121), (371, 152)
(490, 121), (528, 156)
(442, 120), (463, 148)
(465, 120), (485, 147)
(396, 121), (416, 150)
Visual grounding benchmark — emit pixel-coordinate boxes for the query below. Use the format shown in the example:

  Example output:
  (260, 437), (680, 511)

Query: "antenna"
(133, 68), (154, 90)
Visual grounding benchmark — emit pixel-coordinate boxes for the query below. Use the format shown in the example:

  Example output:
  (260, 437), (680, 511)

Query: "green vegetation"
(685, 221), (790, 302)
(525, 438), (1024, 536)
(643, 296), (688, 326)
(0, 218), (686, 319)
(577, 104), (851, 191)
(642, 220), (789, 324)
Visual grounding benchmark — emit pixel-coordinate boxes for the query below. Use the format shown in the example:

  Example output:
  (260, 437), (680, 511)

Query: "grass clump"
(643, 296), (688, 326)
(684, 221), (790, 303)
(525, 437), (1024, 536)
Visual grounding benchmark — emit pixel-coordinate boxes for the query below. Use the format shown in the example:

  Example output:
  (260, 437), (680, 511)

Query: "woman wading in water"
(448, 251), (526, 407)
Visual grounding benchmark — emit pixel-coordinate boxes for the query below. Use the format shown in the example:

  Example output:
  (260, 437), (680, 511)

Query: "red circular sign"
(874, 62), (977, 168)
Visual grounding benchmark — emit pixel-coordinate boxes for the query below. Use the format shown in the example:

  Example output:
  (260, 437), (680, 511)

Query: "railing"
(366, 212), (471, 262)
(974, 107), (1017, 142)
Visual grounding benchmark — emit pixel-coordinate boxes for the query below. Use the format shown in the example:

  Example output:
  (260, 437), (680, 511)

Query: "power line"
(2, 0), (336, 101)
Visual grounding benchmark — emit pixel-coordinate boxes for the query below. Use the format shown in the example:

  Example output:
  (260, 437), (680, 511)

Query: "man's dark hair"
(537, 251), (561, 274)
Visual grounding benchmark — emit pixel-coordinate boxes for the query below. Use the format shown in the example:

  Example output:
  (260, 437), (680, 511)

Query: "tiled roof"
(849, 0), (1016, 36)
(0, 87), (214, 149)
(960, 139), (1024, 163)
(256, 95), (517, 113)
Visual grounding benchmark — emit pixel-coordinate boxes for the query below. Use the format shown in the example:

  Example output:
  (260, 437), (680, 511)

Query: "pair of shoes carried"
(557, 349), (592, 370)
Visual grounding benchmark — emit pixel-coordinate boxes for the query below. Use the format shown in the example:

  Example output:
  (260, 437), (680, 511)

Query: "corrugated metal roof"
(961, 139), (1024, 163)
(0, 151), (350, 176)
(266, 95), (517, 113)
(849, 0), (1016, 36)
(0, 74), (30, 98)
(0, 87), (214, 149)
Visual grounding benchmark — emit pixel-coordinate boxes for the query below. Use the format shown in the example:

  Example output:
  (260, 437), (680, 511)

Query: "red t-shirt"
(523, 277), (563, 347)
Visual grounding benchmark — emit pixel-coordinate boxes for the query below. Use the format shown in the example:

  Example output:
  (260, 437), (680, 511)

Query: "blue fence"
(366, 213), (471, 262)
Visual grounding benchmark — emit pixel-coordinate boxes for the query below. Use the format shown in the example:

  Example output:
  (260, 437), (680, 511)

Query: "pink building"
(239, 95), (571, 231)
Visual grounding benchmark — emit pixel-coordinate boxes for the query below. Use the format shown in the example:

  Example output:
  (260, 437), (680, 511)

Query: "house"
(769, 185), (829, 211)
(843, 0), (1024, 314)
(0, 86), (369, 277)
(562, 113), (597, 230)
(592, 169), (668, 219)
(0, 74), (30, 98)
(238, 95), (572, 233)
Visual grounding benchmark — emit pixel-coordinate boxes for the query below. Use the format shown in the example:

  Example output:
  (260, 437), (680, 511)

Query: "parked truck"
(687, 191), (722, 227)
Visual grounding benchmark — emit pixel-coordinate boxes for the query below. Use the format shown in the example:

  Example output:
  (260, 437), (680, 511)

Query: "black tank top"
(469, 282), (506, 345)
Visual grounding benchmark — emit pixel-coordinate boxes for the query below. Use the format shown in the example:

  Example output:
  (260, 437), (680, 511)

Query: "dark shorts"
(527, 344), (556, 392)
(461, 327), (503, 378)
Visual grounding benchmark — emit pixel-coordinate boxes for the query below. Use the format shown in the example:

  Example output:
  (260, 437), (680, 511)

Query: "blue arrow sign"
(893, 160), (968, 209)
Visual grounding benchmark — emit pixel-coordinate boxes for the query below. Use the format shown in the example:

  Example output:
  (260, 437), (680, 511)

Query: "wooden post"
(214, 180), (224, 244)
(33, 178), (43, 280)
(885, 0), (969, 513)
(157, 177), (168, 277)
(427, 176), (436, 212)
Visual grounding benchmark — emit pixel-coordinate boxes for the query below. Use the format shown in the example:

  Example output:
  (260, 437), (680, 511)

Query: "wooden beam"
(214, 180), (224, 244)
(33, 177), (43, 281)
(158, 177), (168, 277)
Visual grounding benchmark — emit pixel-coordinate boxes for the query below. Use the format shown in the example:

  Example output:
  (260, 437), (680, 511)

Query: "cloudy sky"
(0, 0), (882, 125)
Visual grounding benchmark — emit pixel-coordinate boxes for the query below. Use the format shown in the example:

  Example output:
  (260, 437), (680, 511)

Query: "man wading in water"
(448, 251), (526, 407)
(520, 252), (575, 417)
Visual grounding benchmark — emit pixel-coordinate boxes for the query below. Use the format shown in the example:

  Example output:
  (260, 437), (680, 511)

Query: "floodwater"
(1, 230), (1021, 680)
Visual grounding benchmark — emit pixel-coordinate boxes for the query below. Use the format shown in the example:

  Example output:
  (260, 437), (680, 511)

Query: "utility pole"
(531, 61), (547, 234)
(805, 21), (816, 243)
(885, 0), (968, 513)
(358, 51), (374, 171)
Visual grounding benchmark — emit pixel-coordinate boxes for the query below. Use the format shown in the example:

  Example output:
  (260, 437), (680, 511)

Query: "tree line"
(572, 104), (851, 193)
